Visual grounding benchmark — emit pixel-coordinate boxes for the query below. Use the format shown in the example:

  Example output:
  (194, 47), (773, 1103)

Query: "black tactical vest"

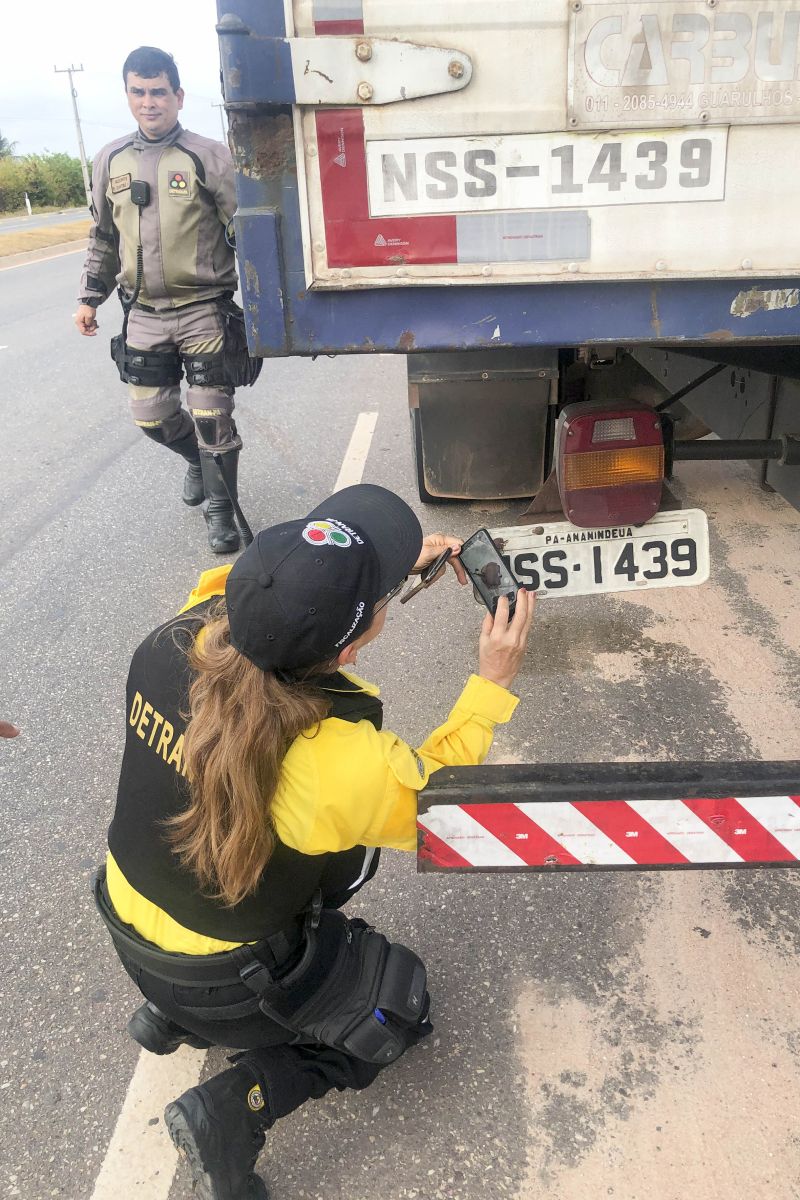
(108, 602), (383, 943)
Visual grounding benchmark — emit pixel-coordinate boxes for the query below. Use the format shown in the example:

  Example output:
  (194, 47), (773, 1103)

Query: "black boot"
(127, 1002), (212, 1056)
(165, 1066), (270, 1200)
(199, 450), (241, 555)
(140, 420), (205, 506)
(182, 461), (205, 507)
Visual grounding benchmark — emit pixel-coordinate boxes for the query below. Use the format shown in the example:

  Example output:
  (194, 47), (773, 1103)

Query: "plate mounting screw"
(357, 81), (374, 101)
(355, 41), (372, 61)
(449, 59), (465, 78)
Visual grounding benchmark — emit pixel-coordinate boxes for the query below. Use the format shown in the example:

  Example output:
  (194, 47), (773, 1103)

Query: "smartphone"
(458, 528), (520, 619)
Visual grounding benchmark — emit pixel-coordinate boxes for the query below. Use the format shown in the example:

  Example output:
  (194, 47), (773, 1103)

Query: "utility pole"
(211, 102), (227, 143)
(54, 64), (92, 208)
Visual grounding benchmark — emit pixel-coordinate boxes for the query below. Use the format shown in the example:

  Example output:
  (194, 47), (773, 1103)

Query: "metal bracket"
(217, 17), (472, 107)
(417, 761), (800, 873)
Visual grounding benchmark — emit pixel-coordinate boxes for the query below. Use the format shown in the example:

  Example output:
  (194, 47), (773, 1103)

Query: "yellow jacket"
(108, 565), (518, 953)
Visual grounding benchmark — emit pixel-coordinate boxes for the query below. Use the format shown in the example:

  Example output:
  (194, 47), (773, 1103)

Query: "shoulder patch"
(110, 173), (131, 194)
(168, 170), (191, 197)
(414, 753), (426, 780)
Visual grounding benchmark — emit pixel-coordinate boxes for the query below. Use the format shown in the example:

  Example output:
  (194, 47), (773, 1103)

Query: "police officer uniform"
(79, 122), (250, 553)
(94, 485), (520, 1200)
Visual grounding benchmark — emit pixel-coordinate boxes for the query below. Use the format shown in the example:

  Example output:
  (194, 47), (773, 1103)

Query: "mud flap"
(407, 350), (557, 501)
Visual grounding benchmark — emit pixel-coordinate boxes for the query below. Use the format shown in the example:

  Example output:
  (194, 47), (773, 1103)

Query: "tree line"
(0, 132), (88, 213)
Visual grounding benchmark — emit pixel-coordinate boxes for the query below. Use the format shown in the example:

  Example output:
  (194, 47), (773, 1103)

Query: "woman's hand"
(413, 534), (467, 585)
(478, 589), (535, 691)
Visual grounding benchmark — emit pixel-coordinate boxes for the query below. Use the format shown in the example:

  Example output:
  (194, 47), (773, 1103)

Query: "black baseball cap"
(225, 484), (423, 672)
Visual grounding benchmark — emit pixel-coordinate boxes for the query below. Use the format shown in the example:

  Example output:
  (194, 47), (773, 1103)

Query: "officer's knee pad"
(136, 420), (168, 445)
(193, 411), (242, 453)
(136, 410), (194, 446)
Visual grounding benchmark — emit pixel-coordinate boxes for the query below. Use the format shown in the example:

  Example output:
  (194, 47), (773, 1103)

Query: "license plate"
(491, 509), (710, 599)
(366, 129), (727, 217)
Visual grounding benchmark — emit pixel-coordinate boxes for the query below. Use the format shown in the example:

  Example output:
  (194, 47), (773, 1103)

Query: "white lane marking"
(516, 803), (636, 866)
(88, 407), (381, 1197)
(736, 796), (800, 858)
(419, 806), (528, 867)
(333, 411), (378, 490)
(89, 1044), (207, 1199)
(0, 244), (87, 272)
(628, 800), (743, 863)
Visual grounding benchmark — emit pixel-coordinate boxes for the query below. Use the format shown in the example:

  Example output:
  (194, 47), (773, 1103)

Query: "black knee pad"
(137, 411), (195, 447)
(194, 414), (240, 453)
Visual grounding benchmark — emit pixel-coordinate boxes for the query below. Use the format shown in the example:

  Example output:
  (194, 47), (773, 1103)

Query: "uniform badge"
(168, 170), (190, 196)
(110, 173), (131, 194)
(247, 1084), (266, 1112)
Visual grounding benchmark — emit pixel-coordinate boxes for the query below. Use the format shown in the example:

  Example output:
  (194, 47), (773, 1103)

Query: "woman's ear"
(337, 643), (358, 668)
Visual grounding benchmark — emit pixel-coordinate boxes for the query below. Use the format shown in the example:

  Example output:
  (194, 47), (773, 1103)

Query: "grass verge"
(0, 219), (92, 257)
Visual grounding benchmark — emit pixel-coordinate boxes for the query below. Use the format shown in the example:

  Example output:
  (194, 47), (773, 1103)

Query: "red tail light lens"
(556, 401), (664, 527)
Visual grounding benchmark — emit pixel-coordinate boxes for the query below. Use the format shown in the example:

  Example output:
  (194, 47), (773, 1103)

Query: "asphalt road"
(1, 248), (800, 1200)
(0, 208), (88, 234)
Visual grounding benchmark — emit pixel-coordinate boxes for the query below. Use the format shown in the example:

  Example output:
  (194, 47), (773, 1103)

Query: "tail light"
(556, 401), (665, 527)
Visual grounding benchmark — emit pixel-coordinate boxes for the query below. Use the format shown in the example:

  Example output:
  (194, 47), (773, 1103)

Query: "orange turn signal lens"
(563, 445), (665, 491)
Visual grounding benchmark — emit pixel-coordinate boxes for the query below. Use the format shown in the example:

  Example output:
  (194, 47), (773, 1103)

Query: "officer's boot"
(140, 420), (205, 506)
(165, 1065), (270, 1200)
(199, 449), (241, 555)
(127, 1001), (212, 1056)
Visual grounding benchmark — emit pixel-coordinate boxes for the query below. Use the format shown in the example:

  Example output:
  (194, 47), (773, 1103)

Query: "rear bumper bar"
(417, 761), (800, 873)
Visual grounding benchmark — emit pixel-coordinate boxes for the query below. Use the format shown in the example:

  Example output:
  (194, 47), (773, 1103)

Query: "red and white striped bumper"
(417, 763), (800, 872)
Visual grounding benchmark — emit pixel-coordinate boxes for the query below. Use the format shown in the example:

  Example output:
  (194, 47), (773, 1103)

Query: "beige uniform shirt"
(78, 123), (238, 311)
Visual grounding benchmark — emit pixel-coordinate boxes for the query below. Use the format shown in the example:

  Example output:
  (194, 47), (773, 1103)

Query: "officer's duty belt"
(92, 865), (302, 986)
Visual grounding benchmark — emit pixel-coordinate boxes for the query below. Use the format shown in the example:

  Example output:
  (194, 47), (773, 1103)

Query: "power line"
(211, 102), (227, 143)
(54, 64), (92, 207)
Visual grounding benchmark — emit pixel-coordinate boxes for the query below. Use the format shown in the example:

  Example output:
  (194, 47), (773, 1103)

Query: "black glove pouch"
(219, 298), (263, 388)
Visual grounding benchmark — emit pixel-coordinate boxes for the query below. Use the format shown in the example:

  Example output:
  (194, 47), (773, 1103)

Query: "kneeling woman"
(95, 484), (533, 1200)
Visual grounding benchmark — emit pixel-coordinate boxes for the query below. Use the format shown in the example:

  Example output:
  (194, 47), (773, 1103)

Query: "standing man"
(75, 46), (257, 553)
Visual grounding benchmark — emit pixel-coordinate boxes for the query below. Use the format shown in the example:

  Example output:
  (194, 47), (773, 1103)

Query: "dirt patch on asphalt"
(515, 870), (800, 1199)
(0, 219), (91, 257)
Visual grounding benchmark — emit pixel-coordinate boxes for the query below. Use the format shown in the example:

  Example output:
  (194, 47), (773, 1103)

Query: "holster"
(238, 904), (429, 1064)
(110, 335), (183, 388)
(183, 298), (263, 389)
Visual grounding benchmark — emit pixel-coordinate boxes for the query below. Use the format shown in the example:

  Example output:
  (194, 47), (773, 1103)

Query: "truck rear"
(216, 0), (800, 871)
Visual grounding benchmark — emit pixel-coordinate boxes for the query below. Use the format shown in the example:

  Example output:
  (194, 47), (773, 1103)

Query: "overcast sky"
(1, 0), (225, 158)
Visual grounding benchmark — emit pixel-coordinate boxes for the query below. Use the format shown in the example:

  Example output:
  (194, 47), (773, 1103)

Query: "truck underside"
(408, 344), (800, 515)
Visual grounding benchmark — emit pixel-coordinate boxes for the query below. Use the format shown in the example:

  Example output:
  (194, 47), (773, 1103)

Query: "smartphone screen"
(459, 528), (520, 618)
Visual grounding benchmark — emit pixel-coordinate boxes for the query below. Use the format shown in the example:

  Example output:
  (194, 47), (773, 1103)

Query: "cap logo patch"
(303, 520), (351, 548)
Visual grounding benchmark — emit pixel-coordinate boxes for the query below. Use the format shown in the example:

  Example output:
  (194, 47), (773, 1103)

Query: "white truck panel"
(292, 0), (800, 286)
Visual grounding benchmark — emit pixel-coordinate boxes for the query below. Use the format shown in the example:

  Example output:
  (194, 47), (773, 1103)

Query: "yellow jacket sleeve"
(273, 675), (519, 856)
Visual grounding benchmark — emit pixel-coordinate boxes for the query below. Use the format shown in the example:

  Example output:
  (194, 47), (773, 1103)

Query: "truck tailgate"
(286, 0), (800, 287)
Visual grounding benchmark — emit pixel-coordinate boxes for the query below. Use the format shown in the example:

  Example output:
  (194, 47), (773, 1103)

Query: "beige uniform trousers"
(126, 301), (241, 453)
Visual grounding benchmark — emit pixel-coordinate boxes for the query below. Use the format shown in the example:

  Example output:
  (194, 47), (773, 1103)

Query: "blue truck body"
(217, 0), (800, 357)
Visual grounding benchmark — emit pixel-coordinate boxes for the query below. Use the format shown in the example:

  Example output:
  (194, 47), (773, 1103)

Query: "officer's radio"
(130, 180), (150, 208)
